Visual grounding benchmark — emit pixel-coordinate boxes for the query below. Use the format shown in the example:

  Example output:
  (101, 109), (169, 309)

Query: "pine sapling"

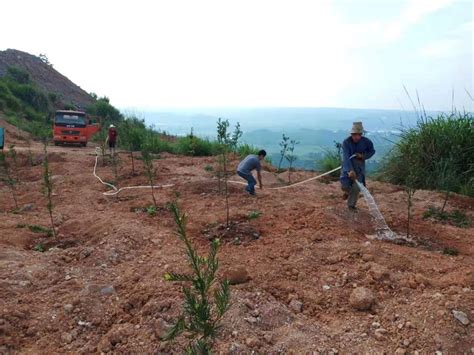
(163, 202), (231, 353)
(42, 144), (57, 238)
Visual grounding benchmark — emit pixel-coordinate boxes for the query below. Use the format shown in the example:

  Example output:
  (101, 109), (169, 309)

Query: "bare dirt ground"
(1, 129), (473, 354)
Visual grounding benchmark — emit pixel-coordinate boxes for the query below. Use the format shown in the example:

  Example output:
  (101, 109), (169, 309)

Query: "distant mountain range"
(141, 107), (429, 171)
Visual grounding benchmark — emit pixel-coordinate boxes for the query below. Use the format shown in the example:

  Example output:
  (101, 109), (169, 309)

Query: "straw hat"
(109, 124), (115, 128)
(350, 121), (364, 134)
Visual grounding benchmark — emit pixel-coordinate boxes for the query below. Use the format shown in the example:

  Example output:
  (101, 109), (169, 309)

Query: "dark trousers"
(237, 171), (256, 194)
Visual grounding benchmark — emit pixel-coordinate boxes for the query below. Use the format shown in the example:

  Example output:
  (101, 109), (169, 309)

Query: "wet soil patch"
(202, 220), (261, 244)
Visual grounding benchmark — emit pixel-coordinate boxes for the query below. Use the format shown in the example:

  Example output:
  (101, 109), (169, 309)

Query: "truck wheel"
(54, 141), (60, 146)
(81, 142), (87, 147)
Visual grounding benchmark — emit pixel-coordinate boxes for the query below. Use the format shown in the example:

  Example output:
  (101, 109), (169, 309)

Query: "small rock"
(245, 336), (260, 348)
(61, 332), (73, 344)
(452, 310), (470, 325)
(65, 275), (72, 281)
(63, 304), (74, 313)
(224, 267), (250, 285)
(395, 348), (406, 355)
(371, 321), (381, 328)
(100, 286), (115, 295)
(362, 254), (374, 262)
(374, 328), (387, 340)
(231, 330), (238, 337)
(349, 287), (375, 311)
(289, 299), (303, 313)
(263, 333), (274, 344)
(53, 213), (63, 226)
(20, 203), (35, 212)
(403, 339), (411, 347)
(323, 285), (331, 291)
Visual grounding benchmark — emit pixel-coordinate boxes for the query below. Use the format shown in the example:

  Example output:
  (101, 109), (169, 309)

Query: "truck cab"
(53, 110), (100, 146)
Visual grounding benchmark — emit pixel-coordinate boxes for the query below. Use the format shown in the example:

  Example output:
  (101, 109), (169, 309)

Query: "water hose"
(93, 147), (174, 196)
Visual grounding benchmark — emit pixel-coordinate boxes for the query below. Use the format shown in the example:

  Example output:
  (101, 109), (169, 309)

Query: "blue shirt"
(340, 136), (375, 185)
(237, 154), (261, 175)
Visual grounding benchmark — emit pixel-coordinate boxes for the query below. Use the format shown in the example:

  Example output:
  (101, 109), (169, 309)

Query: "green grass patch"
(17, 223), (53, 236)
(442, 247), (459, 256)
(422, 206), (470, 228)
(247, 210), (262, 220)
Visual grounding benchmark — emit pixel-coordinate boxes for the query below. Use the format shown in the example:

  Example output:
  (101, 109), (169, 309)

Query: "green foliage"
(216, 118), (242, 226)
(86, 96), (123, 122)
(16, 223), (53, 236)
(278, 133), (290, 171)
(236, 143), (260, 159)
(6, 66), (31, 84)
(380, 112), (474, 197)
(422, 206), (470, 228)
(175, 134), (220, 156)
(285, 139), (299, 183)
(146, 205), (157, 216)
(442, 247), (459, 256)
(42, 143), (57, 238)
(247, 210), (262, 220)
(141, 143), (158, 208)
(33, 243), (46, 252)
(164, 202), (231, 353)
(204, 165), (214, 172)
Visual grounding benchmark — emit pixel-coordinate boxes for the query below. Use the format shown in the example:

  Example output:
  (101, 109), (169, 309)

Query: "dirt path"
(1, 139), (473, 354)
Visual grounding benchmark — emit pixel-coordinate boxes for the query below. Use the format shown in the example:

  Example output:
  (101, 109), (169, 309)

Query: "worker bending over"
(340, 122), (375, 210)
(237, 150), (266, 196)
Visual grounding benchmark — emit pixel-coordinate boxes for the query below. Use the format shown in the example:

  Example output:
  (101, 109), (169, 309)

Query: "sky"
(1, 0), (472, 111)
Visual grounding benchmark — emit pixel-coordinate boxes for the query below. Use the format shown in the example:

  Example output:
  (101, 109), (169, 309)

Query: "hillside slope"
(0, 136), (472, 353)
(0, 49), (94, 109)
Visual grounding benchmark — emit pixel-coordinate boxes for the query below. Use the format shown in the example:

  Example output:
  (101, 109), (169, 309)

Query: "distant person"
(340, 122), (375, 210)
(237, 150), (266, 195)
(0, 127), (4, 151)
(107, 124), (118, 156)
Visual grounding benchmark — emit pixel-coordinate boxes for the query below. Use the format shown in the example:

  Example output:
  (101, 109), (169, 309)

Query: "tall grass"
(379, 112), (474, 196)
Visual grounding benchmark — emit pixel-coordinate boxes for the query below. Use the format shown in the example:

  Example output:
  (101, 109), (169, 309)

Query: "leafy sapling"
(277, 134), (290, 172)
(141, 146), (158, 208)
(285, 139), (299, 184)
(163, 202), (231, 353)
(42, 143), (57, 238)
(217, 118), (242, 226)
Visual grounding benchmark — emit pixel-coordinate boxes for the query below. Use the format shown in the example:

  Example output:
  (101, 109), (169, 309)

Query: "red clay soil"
(0, 136), (473, 354)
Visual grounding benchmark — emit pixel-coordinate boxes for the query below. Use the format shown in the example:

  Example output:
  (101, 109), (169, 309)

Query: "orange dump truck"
(53, 110), (100, 147)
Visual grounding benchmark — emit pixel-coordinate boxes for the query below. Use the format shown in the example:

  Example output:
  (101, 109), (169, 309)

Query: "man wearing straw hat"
(340, 121), (375, 210)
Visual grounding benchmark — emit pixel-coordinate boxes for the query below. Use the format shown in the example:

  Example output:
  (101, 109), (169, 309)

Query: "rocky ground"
(0, 127), (473, 354)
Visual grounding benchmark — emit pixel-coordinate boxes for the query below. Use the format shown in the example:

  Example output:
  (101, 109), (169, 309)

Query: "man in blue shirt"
(340, 122), (375, 210)
(237, 150), (266, 195)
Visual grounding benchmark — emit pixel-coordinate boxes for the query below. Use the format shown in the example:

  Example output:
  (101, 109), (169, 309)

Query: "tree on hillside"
(120, 117), (146, 175)
(277, 133), (290, 171)
(217, 118), (242, 226)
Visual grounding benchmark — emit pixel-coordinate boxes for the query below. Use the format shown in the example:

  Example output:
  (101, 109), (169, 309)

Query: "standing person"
(237, 150), (266, 196)
(340, 122), (375, 210)
(107, 124), (118, 156)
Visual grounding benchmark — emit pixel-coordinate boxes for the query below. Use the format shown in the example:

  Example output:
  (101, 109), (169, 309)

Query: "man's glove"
(348, 170), (357, 181)
(355, 152), (364, 160)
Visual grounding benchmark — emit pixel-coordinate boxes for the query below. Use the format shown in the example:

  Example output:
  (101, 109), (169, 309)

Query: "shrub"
(236, 143), (259, 158)
(175, 135), (219, 156)
(6, 66), (31, 84)
(247, 210), (262, 220)
(379, 112), (474, 196)
(163, 202), (231, 353)
(423, 206), (470, 228)
(318, 150), (341, 177)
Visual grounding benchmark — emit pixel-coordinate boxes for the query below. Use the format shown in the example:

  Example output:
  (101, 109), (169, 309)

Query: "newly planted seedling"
(41, 143), (57, 238)
(141, 144), (158, 208)
(247, 210), (262, 220)
(217, 118), (242, 226)
(163, 202), (231, 353)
